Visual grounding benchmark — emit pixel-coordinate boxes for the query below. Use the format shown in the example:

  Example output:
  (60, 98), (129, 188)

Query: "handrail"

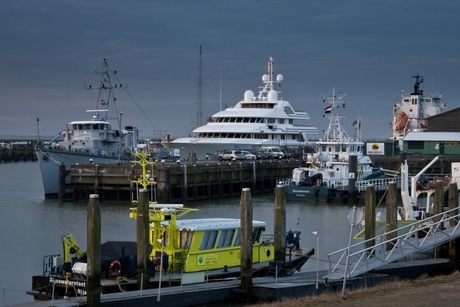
(327, 206), (460, 280)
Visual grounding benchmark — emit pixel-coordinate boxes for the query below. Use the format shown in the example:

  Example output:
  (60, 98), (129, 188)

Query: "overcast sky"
(1, 0), (459, 142)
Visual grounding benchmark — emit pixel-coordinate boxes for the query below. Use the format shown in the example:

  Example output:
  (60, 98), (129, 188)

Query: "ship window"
(217, 229), (235, 248)
(234, 230), (241, 246)
(200, 230), (218, 250)
(252, 227), (263, 243)
(179, 230), (194, 249)
(267, 118), (275, 124)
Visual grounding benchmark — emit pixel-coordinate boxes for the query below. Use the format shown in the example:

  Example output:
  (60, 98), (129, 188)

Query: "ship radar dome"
(262, 74), (269, 82)
(276, 74), (283, 82)
(268, 89), (278, 101)
(244, 90), (254, 101)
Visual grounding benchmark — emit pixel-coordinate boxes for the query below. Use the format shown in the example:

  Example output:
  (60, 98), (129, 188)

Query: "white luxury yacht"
(166, 57), (318, 160)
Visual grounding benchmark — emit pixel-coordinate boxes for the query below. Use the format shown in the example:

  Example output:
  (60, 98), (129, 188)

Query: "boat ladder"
(326, 206), (460, 280)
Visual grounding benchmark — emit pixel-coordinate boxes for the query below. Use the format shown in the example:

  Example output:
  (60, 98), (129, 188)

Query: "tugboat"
(281, 90), (399, 202)
(28, 149), (314, 301)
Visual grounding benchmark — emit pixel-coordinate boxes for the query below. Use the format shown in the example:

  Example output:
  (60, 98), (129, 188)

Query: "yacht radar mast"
(258, 57), (283, 100)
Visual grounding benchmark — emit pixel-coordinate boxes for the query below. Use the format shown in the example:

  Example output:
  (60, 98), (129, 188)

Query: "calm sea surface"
(0, 162), (358, 305)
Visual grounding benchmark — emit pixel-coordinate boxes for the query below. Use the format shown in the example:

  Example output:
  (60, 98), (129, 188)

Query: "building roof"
(403, 132), (460, 142)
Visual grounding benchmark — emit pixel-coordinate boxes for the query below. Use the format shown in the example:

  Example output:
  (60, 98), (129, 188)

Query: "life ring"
(109, 259), (122, 277)
(153, 257), (162, 271)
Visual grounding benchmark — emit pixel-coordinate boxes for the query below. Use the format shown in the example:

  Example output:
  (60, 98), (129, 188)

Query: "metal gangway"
(326, 206), (460, 280)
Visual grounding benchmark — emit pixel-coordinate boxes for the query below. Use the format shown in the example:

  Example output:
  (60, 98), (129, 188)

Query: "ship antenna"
(196, 45), (204, 127)
(411, 74), (424, 95)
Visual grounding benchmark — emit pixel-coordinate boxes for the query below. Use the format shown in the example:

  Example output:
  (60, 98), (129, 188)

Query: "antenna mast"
(196, 45), (203, 127)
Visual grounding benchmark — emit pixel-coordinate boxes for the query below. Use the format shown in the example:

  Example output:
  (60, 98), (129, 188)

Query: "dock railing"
(355, 169), (400, 192)
(326, 205), (460, 280)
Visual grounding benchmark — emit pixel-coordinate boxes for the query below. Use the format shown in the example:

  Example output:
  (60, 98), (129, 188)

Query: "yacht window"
(200, 230), (218, 250)
(217, 229), (235, 248)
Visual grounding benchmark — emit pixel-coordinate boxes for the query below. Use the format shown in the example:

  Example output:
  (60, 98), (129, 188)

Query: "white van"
(259, 146), (284, 159)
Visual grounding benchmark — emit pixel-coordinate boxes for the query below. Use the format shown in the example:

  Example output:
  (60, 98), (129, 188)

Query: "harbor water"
(0, 162), (358, 305)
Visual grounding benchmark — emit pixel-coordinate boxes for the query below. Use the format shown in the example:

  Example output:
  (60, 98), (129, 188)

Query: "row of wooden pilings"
(363, 181), (460, 266)
(67, 160), (298, 202)
(0, 143), (36, 162)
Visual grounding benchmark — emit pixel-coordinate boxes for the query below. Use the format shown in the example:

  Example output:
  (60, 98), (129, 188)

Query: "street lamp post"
(312, 231), (319, 290)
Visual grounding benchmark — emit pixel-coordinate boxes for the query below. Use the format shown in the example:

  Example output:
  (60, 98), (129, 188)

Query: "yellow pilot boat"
(129, 149), (312, 278)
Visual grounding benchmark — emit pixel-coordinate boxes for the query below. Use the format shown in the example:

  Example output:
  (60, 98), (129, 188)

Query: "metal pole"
(342, 208), (356, 297)
(157, 240), (164, 302)
(312, 231), (319, 289)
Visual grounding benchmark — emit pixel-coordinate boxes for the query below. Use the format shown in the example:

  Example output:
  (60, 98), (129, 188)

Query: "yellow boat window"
(199, 230), (218, 250)
(180, 230), (194, 249)
(234, 230), (241, 246)
(217, 229), (235, 248)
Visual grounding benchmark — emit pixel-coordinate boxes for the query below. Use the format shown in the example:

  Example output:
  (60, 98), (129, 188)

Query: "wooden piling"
(137, 189), (150, 290)
(348, 155), (357, 204)
(87, 194), (101, 307)
(386, 182), (398, 251)
(58, 163), (66, 201)
(240, 188), (253, 303)
(364, 184), (376, 250)
(274, 184), (286, 261)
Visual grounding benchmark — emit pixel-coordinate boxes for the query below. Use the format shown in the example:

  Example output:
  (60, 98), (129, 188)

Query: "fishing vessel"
(281, 90), (399, 202)
(391, 74), (448, 147)
(28, 150), (313, 300)
(36, 59), (139, 198)
(166, 57), (318, 161)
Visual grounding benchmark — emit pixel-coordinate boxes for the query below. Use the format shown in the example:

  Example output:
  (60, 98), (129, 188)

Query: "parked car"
(218, 150), (246, 161)
(259, 146), (284, 159)
(241, 150), (257, 160)
(250, 150), (272, 160)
